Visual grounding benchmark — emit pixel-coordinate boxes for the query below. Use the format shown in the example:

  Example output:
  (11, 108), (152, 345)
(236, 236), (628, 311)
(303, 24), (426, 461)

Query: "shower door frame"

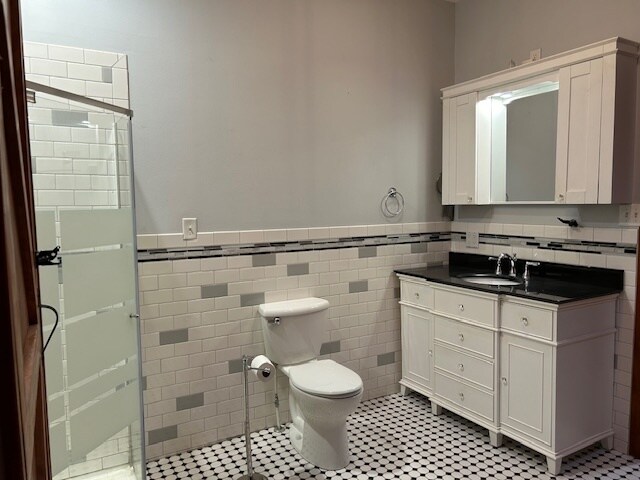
(26, 80), (146, 477)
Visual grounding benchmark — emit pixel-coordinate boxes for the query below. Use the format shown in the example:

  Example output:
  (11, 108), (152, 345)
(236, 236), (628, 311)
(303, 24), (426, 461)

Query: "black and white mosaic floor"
(146, 393), (640, 479)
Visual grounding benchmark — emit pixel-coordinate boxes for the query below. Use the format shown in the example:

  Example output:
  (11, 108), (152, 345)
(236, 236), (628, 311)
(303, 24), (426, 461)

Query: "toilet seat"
(283, 359), (363, 399)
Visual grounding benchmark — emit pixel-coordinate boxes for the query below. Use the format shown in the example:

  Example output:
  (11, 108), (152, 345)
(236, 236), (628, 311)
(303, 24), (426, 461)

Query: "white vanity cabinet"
(441, 37), (640, 205)
(398, 275), (618, 474)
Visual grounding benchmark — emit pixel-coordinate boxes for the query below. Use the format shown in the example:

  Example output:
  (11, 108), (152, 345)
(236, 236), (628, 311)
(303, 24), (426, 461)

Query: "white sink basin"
(459, 274), (523, 286)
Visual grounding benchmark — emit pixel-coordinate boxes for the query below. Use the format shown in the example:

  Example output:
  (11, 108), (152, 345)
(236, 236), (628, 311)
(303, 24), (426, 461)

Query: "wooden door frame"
(0, 0), (51, 478)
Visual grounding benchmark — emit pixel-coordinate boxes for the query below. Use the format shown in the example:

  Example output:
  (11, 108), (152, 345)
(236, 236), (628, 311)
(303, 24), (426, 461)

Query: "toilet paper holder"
(237, 355), (274, 480)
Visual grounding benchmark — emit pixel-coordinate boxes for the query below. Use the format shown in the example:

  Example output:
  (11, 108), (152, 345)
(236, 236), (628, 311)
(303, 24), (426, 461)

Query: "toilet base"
(289, 416), (350, 470)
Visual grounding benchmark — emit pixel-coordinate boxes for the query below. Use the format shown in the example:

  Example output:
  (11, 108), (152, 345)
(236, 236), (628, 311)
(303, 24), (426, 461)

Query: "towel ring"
(381, 187), (404, 217)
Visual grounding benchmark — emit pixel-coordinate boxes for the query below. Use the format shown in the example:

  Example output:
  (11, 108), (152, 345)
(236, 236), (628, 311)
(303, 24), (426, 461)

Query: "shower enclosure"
(27, 81), (144, 480)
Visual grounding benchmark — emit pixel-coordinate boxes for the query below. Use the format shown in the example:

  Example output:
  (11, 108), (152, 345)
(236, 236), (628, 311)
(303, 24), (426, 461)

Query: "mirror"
(479, 80), (559, 203)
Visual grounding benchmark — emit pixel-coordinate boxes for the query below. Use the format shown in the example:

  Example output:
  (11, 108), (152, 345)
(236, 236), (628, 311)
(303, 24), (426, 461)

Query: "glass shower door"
(28, 85), (144, 480)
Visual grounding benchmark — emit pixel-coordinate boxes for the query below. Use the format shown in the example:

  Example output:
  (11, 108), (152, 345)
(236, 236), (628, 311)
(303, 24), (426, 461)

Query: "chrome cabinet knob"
(521, 317), (529, 326)
(458, 304), (464, 312)
(502, 377), (508, 385)
(415, 292), (420, 299)
(428, 350), (433, 357)
(459, 392), (465, 401)
(467, 196), (473, 203)
(458, 333), (464, 342)
(458, 363), (464, 372)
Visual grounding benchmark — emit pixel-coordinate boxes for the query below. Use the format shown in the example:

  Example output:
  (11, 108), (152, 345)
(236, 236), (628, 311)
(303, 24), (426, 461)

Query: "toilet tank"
(259, 297), (329, 365)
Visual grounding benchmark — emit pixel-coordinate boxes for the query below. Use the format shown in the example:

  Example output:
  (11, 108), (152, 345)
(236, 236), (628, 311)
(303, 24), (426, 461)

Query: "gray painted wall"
(22, 0), (454, 234)
(454, 0), (640, 226)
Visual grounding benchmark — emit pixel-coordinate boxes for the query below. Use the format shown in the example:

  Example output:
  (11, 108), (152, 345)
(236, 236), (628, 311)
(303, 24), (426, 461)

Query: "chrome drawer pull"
(501, 377), (508, 385)
(415, 292), (420, 299)
(457, 363), (464, 372)
(458, 333), (464, 342)
(459, 392), (465, 401)
(521, 317), (529, 326)
(428, 350), (433, 356)
(458, 304), (465, 312)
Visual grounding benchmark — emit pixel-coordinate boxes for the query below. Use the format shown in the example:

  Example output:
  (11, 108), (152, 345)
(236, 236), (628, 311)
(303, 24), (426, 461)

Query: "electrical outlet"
(530, 48), (541, 62)
(619, 205), (631, 224)
(182, 217), (197, 240)
(631, 204), (640, 226)
(466, 231), (480, 249)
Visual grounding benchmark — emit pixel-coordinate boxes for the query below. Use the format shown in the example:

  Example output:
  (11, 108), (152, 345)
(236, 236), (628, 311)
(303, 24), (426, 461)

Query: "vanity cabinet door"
(555, 58), (603, 204)
(499, 333), (553, 446)
(401, 306), (433, 391)
(443, 92), (477, 205)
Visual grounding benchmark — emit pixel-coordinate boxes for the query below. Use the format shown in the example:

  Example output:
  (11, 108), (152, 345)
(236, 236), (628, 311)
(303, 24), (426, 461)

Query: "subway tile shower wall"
(139, 222), (450, 459)
(138, 221), (638, 460)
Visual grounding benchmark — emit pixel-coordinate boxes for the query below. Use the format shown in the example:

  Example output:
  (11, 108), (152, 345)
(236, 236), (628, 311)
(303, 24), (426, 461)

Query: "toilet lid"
(287, 360), (363, 398)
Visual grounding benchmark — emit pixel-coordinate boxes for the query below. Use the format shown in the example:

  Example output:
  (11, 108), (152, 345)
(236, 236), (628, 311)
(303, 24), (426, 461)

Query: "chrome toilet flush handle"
(268, 316), (281, 326)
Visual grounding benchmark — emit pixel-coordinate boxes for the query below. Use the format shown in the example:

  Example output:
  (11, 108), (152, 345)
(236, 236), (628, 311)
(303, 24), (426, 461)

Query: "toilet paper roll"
(250, 355), (274, 382)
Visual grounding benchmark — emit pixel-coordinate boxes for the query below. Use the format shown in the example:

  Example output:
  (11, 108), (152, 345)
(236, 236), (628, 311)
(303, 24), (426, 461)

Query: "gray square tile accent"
(201, 283), (228, 298)
(228, 358), (244, 374)
(159, 328), (189, 345)
(101, 66), (113, 83)
(253, 253), (276, 267)
(52, 110), (89, 127)
(377, 352), (395, 366)
(359, 246), (377, 258)
(411, 243), (428, 253)
(148, 425), (178, 445)
(287, 263), (309, 276)
(349, 280), (369, 293)
(176, 392), (204, 411)
(241, 292), (265, 307)
(320, 340), (341, 355)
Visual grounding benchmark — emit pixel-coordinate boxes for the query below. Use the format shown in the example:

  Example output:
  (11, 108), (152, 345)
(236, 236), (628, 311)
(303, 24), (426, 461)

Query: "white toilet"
(258, 297), (363, 470)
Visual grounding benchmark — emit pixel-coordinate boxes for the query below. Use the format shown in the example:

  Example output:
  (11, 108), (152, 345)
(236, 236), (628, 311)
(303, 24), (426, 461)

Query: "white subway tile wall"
(139, 222), (450, 459)
(138, 221), (637, 460)
(450, 221), (638, 453)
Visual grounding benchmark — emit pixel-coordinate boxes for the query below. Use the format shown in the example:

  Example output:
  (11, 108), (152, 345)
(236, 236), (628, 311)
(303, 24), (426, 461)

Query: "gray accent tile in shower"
(287, 263), (309, 276)
(411, 243), (428, 253)
(159, 328), (189, 345)
(253, 253), (276, 267)
(201, 283), (228, 298)
(148, 425), (178, 445)
(228, 358), (244, 374)
(240, 292), (265, 307)
(377, 352), (395, 366)
(358, 246), (377, 258)
(52, 110), (89, 128)
(349, 280), (369, 293)
(101, 66), (113, 83)
(176, 392), (204, 411)
(319, 340), (341, 355)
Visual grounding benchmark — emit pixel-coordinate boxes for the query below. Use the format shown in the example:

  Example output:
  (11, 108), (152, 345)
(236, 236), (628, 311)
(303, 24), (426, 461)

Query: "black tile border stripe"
(137, 232), (452, 263)
(136, 230), (635, 263)
(450, 232), (636, 256)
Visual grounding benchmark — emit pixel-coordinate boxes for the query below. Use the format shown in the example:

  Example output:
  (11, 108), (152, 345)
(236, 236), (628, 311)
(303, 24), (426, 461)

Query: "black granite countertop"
(395, 252), (624, 304)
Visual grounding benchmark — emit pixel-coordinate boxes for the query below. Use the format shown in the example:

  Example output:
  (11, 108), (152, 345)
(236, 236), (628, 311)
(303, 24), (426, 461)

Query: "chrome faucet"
(490, 253), (517, 277)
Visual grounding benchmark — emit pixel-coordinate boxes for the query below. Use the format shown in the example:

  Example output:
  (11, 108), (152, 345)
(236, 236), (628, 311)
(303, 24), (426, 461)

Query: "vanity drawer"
(433, 288), (496, 326)
(435, 372), (494, 422)
(434, 344), (494, 390)
(400, 280), (433, 309)
(434, 316), (495, 358)
(501, 301), (554, 340)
